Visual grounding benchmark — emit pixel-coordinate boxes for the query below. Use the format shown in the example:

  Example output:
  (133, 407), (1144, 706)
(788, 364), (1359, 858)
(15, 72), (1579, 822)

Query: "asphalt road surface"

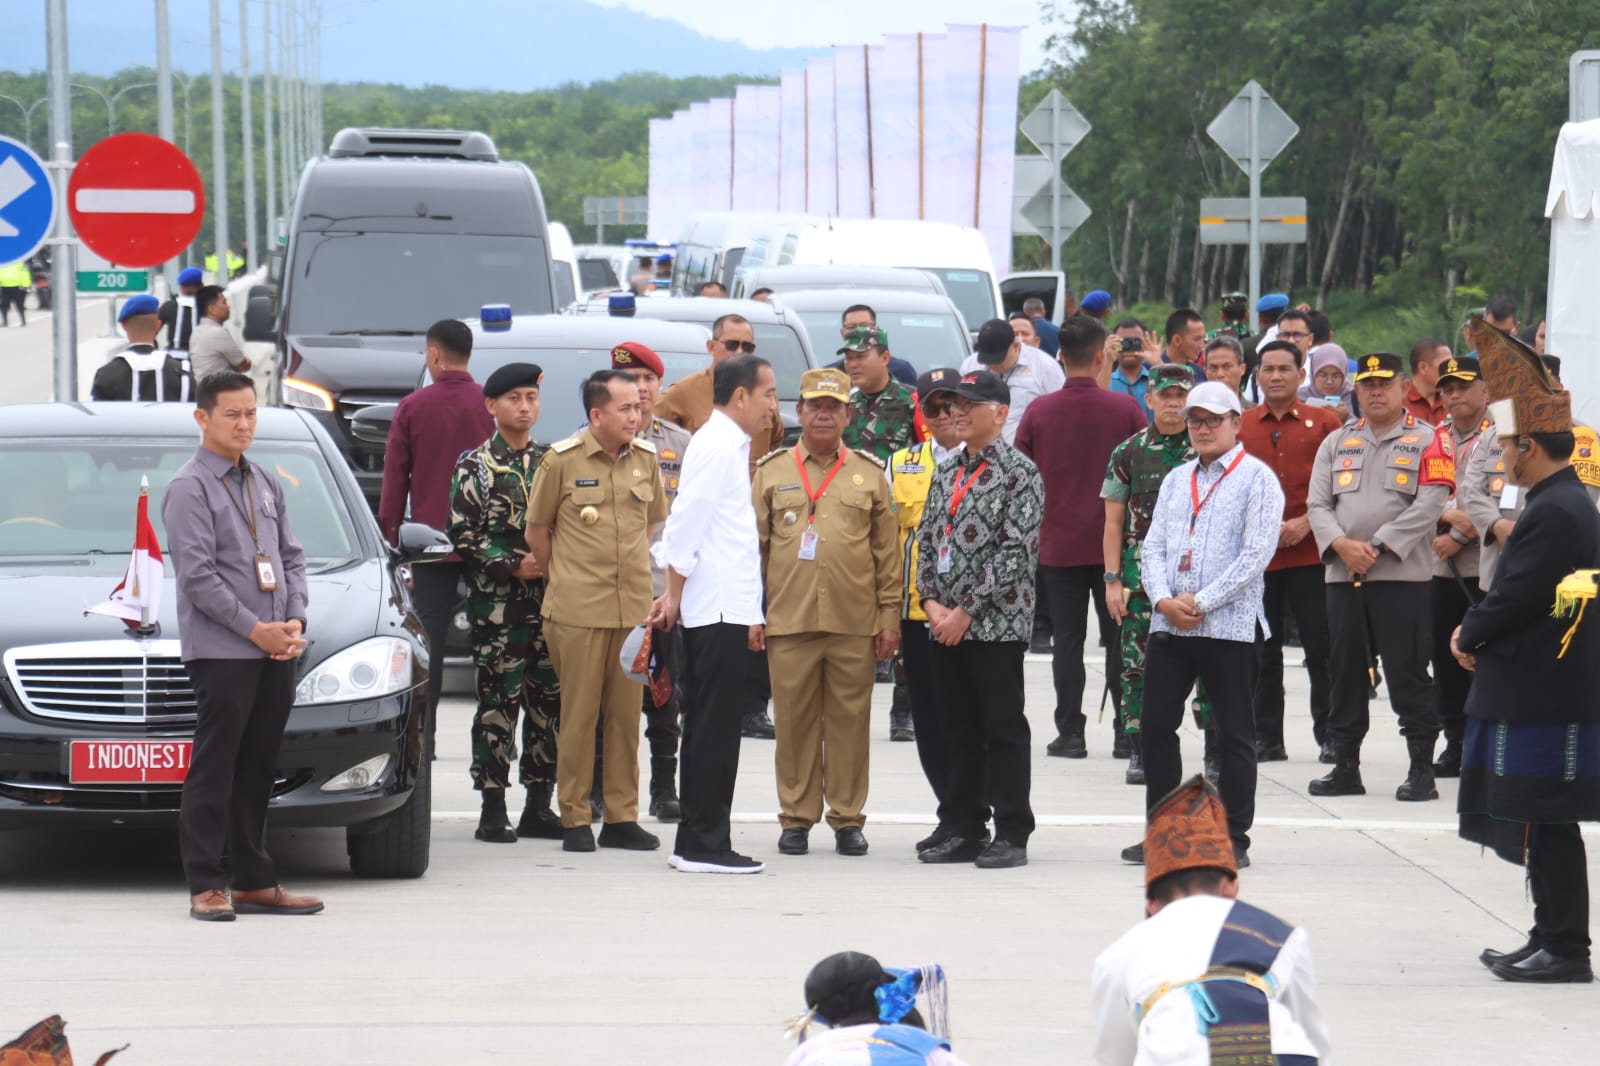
(1, 655), (1594, 1064)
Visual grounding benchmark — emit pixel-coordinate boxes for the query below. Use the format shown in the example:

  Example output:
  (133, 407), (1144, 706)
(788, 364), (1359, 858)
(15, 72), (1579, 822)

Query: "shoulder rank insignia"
(550, 436), (582, 453)
(755, 447), (788, 466)
(632, 437), (658, 454)
(852, 448), (888, 470)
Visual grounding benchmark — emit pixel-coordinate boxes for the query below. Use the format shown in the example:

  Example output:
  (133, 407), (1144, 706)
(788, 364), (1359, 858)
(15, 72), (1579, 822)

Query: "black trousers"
(643, 623), (684, 759)
(743, 646), (771, 719)
(1325, 581), (1439, 746)
(674, 622), (750, 859)
(1142, 634), (1258, 851)
(1255, 565), (1332, 747)
(1430, 575), (1476, 743)
(900, 619), (950, 812)
(1530, 823), (1592, 961)
(1040, 563), (1121, 738)
(180, 658), (296, 894)
(929, 639), (1033, 845)
(411, 560), (465, 750)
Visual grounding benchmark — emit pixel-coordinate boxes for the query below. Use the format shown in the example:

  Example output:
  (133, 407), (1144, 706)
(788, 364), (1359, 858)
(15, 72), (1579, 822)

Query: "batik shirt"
(844, 379), (924, 462)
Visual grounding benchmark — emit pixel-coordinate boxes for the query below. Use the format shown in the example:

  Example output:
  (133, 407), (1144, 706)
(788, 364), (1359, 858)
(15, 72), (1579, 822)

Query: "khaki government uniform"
(753, 439), (901, 831)
(654, 365), (785, 477)
(526, 425), (668, 827)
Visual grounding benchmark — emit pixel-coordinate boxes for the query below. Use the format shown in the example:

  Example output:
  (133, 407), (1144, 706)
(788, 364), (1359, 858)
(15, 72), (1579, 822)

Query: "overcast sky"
(587, 0), (1062, 75)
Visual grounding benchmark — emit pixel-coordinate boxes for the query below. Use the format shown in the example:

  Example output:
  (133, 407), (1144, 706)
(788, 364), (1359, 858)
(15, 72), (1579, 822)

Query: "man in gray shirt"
(187, 284), (251, 383)
(161, 369), (320, 922)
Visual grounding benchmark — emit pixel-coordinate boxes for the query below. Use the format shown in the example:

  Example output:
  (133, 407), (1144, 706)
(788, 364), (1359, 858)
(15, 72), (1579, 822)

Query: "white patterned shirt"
(1141, 443), (1284, 643)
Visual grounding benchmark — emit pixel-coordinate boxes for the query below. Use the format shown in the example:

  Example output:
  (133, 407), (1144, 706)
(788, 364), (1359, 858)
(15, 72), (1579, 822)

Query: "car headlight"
(282, 376), (335, 411)
(295, 637), (414, 705)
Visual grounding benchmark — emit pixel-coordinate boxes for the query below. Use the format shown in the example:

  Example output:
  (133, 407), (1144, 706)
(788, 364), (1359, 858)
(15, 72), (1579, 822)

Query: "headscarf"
(1298, 343), (1354, 405)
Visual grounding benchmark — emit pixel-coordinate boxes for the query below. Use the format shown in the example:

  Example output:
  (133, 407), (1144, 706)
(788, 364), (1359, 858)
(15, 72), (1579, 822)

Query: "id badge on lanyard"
(793, 447), (845, 561)
(255, 553), (279, 591)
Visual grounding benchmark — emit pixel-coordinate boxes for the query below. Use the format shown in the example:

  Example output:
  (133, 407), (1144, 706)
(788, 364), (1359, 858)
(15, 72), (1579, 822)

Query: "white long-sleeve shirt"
(658, 408), (764, 628)
(1091, 895), (1332, 1066)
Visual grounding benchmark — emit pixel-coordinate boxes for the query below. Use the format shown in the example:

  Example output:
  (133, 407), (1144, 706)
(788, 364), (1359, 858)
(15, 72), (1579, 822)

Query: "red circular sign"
(68, 132), (205, 268)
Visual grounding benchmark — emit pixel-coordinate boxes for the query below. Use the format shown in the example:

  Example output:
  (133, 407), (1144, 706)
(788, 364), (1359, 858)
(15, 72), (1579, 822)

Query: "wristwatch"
(1102, 571), (1121, 584)
(1370, 535), (1386, 555)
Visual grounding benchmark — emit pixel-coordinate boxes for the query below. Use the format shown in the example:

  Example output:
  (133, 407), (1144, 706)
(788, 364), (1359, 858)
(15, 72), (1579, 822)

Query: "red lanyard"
(1189, 450), (1246, 533)
(794, 446), (847, 524)
(944, 461), (989, 536)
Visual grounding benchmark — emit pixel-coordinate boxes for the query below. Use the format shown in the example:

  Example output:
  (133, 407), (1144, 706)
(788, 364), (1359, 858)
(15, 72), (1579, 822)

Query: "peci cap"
(917, 367), (963, 402)
(1145, 775), (1238, 890)
(1351, 351), (1403, 383)
(1149, 364), (1196, 393)
(1256, 293), (1290, 313)
(1185, 380), (1242, 416)
(799, 367), (851, 401)
(1080, 289), (1112, 313)
(483, 362), (544, 398)
(176, 267), (203, 286)
(117, 294), (161, 322)
(952, 369), (1011, 406)
(973, 319), (1016, 364)
(837, 326), (888, 355)
(1436, 355), (1481, 385)
(611, 341), (663, 378)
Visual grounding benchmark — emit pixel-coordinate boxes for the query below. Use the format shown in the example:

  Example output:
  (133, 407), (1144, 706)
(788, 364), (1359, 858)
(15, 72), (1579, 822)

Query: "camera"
(1120, 336), (1143, 353)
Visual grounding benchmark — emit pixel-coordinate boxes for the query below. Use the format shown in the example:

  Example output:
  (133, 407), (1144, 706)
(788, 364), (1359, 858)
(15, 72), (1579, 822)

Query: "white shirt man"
(960, 318), (1065, 444)
(658, 407), (764, 629)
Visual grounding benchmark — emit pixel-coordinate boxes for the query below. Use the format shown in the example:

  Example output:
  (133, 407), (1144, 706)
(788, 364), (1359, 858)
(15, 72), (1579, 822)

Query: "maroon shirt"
(1016, 377), (1148, 567)
(377, 369), (494, 547)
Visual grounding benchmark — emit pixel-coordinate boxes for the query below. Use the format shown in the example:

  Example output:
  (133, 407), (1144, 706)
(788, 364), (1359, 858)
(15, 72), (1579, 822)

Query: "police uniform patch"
(1398, 435), (1420, 443)
(1338, 471), (1355, 487)
(659, 450), (679, 461)
(1342, 437), (1363, 447)
(1393, 456), (1413, 466)
(1395, 472), (1409, 485)
(1491, 477), (1505, 493)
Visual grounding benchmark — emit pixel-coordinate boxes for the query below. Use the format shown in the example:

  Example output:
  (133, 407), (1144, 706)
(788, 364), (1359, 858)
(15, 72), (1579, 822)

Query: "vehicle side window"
(777, 236), (798, 265)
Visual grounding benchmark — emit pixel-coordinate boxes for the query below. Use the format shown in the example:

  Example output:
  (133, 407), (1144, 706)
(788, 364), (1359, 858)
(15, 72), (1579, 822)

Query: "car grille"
(0, 773), (306, 811)
(337, 392), (407, 474)
(4, 640), (197, 725)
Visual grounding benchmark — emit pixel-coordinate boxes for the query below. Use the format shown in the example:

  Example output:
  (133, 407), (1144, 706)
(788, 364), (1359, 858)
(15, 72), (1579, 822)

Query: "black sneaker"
(741, 710), (777, 739)
(1120, 841), (1145, 864)
(563, 825), (596, 852)
(597, 821), (660, 851)
(1029, 633), (1053, 655)
(1046, 733), (1087, 758)
(835, 826), (869, 856)
(669, 850), (765, 874)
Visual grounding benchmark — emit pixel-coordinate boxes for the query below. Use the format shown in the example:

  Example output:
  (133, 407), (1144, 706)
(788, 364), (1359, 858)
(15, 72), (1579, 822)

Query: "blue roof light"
(481, 304), (512, 331)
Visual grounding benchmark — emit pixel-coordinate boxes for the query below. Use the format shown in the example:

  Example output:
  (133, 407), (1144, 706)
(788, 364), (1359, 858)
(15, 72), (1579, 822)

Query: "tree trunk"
(1189, 235), (1206, 309)
(1136, 236), (1152, 304)
(1207, 238), (1225, 303)
(1279, 243), (1297, 294)
(1354, 192), (1374, 292)
(1220, 244), (1237, 298)
(1305, 221), (1319, 293)
(1315, 150), (1362, 309)
(1117, 199), (1137, 307)
(1444, 205), (1459, 304)
(1163, 193), (1183, 306)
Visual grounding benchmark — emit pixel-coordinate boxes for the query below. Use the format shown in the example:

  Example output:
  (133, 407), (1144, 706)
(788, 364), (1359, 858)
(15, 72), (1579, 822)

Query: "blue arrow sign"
(0, 135), (56, 266)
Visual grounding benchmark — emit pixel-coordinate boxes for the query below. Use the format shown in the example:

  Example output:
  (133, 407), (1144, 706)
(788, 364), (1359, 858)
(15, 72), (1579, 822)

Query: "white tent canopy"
(1546, 118), (1600, 424)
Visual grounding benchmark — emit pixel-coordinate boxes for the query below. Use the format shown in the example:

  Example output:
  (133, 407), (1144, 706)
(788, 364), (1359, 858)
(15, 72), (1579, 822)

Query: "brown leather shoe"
(230, 885), (325, 915)
(189, 889), (236, 922)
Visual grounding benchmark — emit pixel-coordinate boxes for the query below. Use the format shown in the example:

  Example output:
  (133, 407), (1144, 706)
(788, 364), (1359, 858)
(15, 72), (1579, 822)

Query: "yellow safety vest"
(889, 439), (938, 623)
(0, 261), (31, 287)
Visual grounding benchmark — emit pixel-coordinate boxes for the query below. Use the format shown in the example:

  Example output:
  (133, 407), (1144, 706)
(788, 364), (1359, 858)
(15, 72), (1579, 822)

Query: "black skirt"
(1458, 717), (1600, 864)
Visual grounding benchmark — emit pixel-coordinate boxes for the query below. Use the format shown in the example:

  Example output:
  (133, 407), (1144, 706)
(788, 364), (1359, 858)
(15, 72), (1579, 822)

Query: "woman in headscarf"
(1298, 342), (1357, 420)
(785, 951), (968, 1065)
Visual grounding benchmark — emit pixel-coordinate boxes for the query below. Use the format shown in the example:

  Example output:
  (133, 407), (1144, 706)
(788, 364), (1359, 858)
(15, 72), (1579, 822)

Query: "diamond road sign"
(1019, 89), (1091, 163)
(1012, 155), (1054, 236)
(1207, 80), (1299, 176)
(1021, 181), (1092, 247)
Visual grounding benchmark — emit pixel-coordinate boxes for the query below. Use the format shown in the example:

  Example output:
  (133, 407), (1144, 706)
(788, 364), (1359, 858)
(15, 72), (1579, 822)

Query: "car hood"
(0, 557), (389, 669)
(285, 333), (427, 394)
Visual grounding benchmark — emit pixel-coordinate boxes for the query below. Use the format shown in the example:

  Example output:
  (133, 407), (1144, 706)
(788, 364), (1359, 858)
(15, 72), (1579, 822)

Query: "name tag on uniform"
(255, 553), (279, 591)
(937, 543), (953, 574)
(1178, 550), (1193, 572)
(798, 529), (819, 560)
(575, 478), (600, 488)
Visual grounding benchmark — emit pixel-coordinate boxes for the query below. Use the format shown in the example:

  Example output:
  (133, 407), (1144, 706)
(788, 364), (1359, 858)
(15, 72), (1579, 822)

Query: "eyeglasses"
(1277, 330), (1311, 341)
(1185, 412), (1229, 429)
(922, 401), (953, 416)
(719, 339), (758, 354)
(950, 398), (999, 413)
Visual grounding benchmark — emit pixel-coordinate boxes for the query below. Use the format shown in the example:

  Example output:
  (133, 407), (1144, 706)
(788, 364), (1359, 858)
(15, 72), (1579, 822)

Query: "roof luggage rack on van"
(327, 127), (499, 162)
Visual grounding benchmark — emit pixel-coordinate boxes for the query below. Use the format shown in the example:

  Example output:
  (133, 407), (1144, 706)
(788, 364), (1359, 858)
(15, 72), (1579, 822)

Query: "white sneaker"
(669, 851), (765, 874)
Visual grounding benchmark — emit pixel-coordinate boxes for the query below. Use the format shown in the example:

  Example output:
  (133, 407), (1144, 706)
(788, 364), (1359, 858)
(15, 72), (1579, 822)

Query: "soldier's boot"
(1124, 733), (1146, 786)
(648, 756), (682, 822)
(515, 782), (565, 839)
(1203, 729), (1220, 784)
(1396, 737), (1440, 802)
(475, 788), (518, 844)
(1112, 728), (1132, 760)
(889, 682), (915, 742)
(1432, 725), (1464, 778)
(1308, 741), (1366, 797)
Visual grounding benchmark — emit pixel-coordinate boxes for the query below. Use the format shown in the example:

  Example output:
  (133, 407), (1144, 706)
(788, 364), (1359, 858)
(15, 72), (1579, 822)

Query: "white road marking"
(74, 188), (196, 214)
(430, 810), (1458, 832)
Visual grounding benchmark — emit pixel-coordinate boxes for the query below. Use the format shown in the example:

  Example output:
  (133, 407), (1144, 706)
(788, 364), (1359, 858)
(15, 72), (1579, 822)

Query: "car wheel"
(346, 760), (431, 879)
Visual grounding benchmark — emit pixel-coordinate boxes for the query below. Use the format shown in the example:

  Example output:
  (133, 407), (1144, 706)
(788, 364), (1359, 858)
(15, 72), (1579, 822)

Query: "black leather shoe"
(974, 841), (1028, 868)
(562, 826), (596, 852)
(1029, 633), (1052, 655)
(741, 710), (777, 739)
(918, 836), (985, 863)
(1491, 949), (1594, 983)
(835, 827), (869, 856)
(915, 825), (988, 852)
(648, 794), (682, 822)
(889, 707), (916, 742)
(1112, 731), (1132, 759)
(1256, 742), (1289, 763)
(778, 827), (810, 855)
(1480, 941), (1540, 970)
(597, 821), (660, 850)
(1120, 841), (1145, 864)
(1047, 733), (1087, 758)
(1318, 741), (1336, 764)
(1234, 847), (1251, 869)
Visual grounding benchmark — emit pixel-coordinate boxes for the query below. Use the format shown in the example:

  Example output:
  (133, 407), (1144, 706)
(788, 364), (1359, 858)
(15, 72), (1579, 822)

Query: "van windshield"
(290, 232), (553, 334)
(926, 269), (996, 331)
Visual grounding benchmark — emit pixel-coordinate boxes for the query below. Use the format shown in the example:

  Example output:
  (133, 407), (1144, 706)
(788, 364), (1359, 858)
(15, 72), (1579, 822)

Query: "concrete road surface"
(0, 294), (123, 404)
(0, 657), (1594, 1064)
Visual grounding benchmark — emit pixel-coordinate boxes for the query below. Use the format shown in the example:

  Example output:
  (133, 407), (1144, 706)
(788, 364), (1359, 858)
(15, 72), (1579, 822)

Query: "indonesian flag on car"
(85, 476), (164, 628)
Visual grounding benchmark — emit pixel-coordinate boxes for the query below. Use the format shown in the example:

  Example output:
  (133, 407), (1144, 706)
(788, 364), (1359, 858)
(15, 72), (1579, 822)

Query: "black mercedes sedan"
(0, 403), (445, 878)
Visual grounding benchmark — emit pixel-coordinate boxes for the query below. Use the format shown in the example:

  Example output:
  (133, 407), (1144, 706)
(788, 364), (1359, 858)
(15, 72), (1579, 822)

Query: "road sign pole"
(209, 0), (229, 283)
(46, 0), (77, 403)
(240, 0), (257, 274)
(156, 0), (176, 293)
(1247, 81), (1262, 318)
(1049, 91), (1061, 273)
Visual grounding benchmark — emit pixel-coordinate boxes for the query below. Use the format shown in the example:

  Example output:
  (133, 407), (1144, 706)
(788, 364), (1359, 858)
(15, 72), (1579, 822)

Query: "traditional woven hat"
(1470, 313), (1571, 436)
(1145, 775), (1237, 890)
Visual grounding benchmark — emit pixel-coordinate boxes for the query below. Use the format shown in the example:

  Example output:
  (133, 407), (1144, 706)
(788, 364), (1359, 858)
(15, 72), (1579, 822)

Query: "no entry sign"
(68, 132), (205, 268)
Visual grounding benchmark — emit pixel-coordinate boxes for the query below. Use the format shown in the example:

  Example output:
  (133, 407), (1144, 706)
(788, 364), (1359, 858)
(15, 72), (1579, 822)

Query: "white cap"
(1185, 380), (1243, 416)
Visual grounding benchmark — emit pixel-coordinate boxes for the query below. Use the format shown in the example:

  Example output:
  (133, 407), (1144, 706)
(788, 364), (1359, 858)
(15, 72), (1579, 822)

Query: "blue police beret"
(118, 294), (161, 322)
(1080, 290), (1112, 313)
(1256, 293), (1289, 312)
(655, 252), (673, 264)
(177, 267), (203, 286)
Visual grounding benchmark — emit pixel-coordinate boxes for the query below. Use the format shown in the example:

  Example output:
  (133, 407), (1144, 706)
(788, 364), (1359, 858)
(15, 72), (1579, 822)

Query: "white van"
(672, 211), (821, 296)
(549, 221), (580, 308)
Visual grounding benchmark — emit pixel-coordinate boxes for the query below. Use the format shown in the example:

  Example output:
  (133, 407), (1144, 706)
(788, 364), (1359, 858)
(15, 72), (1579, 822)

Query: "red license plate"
(69, 740), (193, 784)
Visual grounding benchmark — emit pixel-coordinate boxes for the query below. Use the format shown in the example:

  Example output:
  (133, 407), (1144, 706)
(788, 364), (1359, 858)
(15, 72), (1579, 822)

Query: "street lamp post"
(70, 81), (113, 141)
(109, 82), (157, 134)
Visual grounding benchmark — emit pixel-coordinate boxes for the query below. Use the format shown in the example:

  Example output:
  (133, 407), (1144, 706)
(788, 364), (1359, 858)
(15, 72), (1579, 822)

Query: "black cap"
(953, 369), (1011, 405)
(1352, 351), (1403, 382)
(917, 367), (963, 402)
(483, 362), (544, 398)
(974, 319), (1016, 365)
(1436, 355), (1481, 384)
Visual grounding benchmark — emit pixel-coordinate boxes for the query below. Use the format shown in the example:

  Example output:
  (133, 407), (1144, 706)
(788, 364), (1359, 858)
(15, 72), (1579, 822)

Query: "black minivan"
(248, 128), (560, 509)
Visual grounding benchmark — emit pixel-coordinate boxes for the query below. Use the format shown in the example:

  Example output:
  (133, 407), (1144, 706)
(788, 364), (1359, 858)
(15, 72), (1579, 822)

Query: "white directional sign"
(1205, 81), (1301, 320)
(1199, 197), (1307, 245)
(0, 136), (56, 265)
(1016, 91), (1092, 269)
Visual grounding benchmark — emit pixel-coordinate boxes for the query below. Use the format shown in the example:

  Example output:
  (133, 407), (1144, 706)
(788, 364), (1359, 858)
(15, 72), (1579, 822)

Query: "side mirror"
(396, 522), (453, 565)
(242, 294), (276, 343)
(351, 402), (398, 445)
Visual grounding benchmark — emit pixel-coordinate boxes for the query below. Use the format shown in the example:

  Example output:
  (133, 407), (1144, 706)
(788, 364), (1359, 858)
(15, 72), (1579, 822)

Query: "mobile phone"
(1120, 336), (1143, 353)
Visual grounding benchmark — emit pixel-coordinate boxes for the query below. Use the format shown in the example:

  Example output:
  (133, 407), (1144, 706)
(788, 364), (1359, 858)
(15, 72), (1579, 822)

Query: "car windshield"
(290, 232), (553, 334)
(926, 268), (996, 330)
(798, 310), (970, 375)
(0, 440), (362, 571)
(579, 259), (619, 290)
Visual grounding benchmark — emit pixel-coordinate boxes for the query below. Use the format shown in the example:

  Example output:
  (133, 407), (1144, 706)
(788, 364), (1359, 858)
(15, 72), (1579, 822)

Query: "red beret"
(611, 341), (664, 378)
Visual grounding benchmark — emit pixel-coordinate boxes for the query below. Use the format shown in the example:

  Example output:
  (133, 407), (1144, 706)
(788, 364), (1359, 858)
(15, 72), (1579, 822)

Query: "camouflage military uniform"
(1102, 426), (1214, 733)
(448, 431), (561, 791)
(842, 379), (923, 463)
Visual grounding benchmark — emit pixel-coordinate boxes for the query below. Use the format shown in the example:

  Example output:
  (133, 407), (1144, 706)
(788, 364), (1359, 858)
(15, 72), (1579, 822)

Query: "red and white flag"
(86, 476), (165, 628)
